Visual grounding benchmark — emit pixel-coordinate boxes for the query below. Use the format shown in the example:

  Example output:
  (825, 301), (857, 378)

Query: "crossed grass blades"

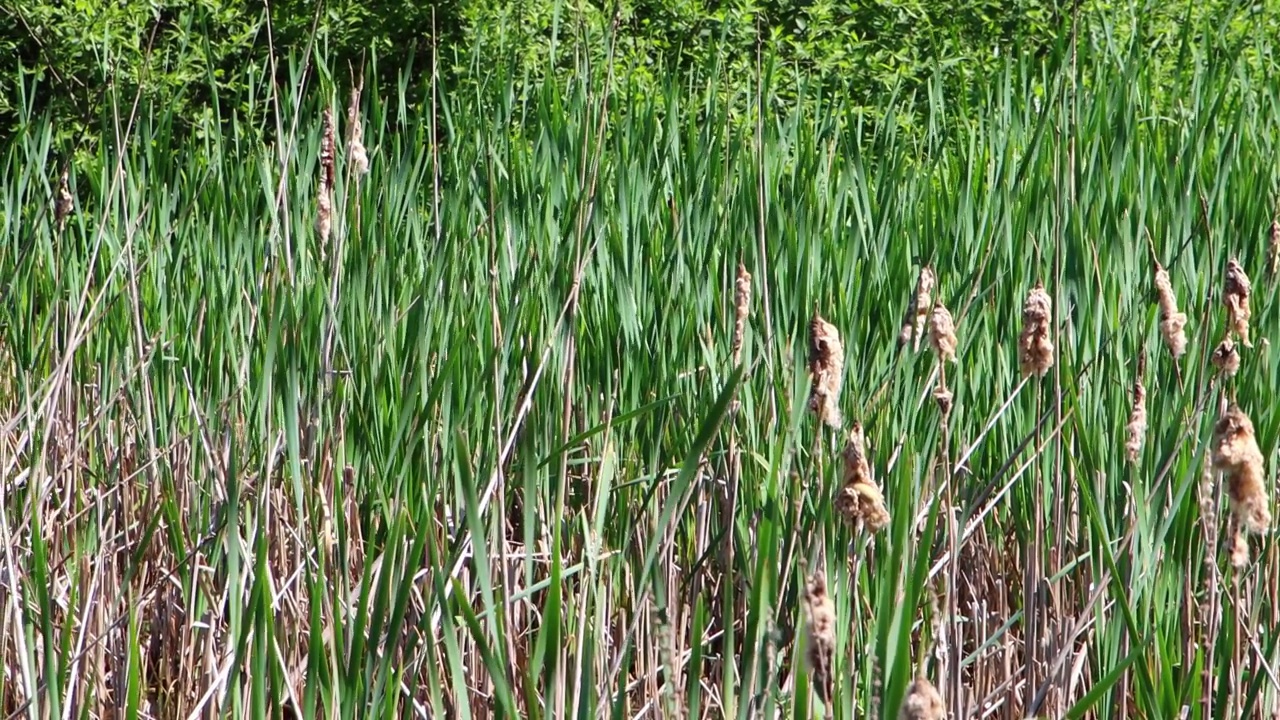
(4, 6), (1280, 719)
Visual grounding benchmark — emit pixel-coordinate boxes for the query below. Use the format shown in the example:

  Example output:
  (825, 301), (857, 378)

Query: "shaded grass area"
(3, 11), (1280, 720)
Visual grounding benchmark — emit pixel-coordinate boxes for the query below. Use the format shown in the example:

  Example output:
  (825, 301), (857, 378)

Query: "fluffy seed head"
(804, 572), (837, 703)
(1212, 404), (1271, 534)
(1230, 529), (1250, 568)
(1224, 258), (1253, 348)
(1153, 262), (1189, 358)
(928, 302), (957, 364)
(1212, 337), (1240, 378)
(54, 168), (74, 232)
(933, 385), (954, 417)
(1125, 363), (1147, 465)
(809, 313), (845, 428)
(835, 423), (890, 532)
(317, 108), (336, 245)
(899, 677), (945, 720)
(1018, 281), (1055, 378)
(899, 265), (936, 351)
(346, 85), (369, 177)
(732, 263), (752, 364)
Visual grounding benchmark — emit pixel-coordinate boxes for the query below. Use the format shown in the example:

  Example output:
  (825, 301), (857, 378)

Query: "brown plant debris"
(809, 313), (845, 428)
(899, 265), (936, 351)
(933, 385), (954, 418)
(1224, 258), (1253, 348)
(347, 85), (370, 177)
(55, 168), (74, 232)
(1018, 281), (1055, 378)
(1230, 528), (1250, 568)
(732, 262), (752, 364)
(834, 422), (891, 532)
(317, 107), (336, 246)
(1153, 262), (1189, 358)
(803, 572), (837, 704)
(899, 676), (945, 720)
(928, 302), (957, 364)
(1212, 337), (1240, 378)
(1211, 404), (1271, 534)
(1125, 356), (1147, 464)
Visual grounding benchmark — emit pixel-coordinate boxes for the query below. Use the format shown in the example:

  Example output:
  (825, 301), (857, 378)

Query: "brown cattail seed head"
(1230, 529), (1250, 568)
(933, 385), (954, 418)
(899, 265), (936, 352)
(54, 168), (74, 232)
(803, 572), (837, 704)
(317, 108), (336, 246)
(1153, 262), (1189, 358)
(1212, 404), (1271, 534)
(346, 85), (369, 177)
(809, 313), (845, 428)
(732, 263), (752, 364)
(1212, 337), (1240, 378)
(834, 423), (891, 532)
(1224, 258), (1253, 348)
(1018, 281), (1055, 378)
(899, 677), (945, 720)
(1125, 368), (1147, 465)
(928, 302), (957, 364)
(1270, 219), (1280, 278)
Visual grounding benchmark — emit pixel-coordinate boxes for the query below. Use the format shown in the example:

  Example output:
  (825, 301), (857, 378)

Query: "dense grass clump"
(4, 10), (1280, 720)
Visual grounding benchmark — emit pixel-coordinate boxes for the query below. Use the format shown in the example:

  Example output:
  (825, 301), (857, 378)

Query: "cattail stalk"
(1018, 281), (1054, 377)
(1154, 262), (1189, 358)
(809, 313), (845, 428)
(317, 107), (336, 250)
(1211, 404), (1271, 535)
(1224, 258), (1253, 348)
(899, 265), (936, 352)
(1124, 353), (1147, 464)
(732, 263), (752, 365)
(804, 572), (837, 704)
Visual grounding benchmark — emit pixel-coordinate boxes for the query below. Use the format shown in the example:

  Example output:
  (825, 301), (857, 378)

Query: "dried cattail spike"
(932, 385), (954, 418)
(840, 421), (871, 484)
(1212, 337), (1240, 378)
(1153, 262), (1189, 358)
(803, 572), (837, 704)
(1269, 219), (1280, 279)
(347, 84), (369, 177)
(809, 313), (845, 428)
(54, 167), (74, 232)
(1224, 258), (1253, 348)
(317, 107), (336, 246)
(1018, 280), (1055, 378)
(731, 262), (752, 364)
(899, 676), (945, 720)
(928, 302), (957, 364)
(899, 265), (936, 352)
(1124, 357), (1147, 464)
(835, 423), (891, 532)
(1230, 529), (1250, 568)
(1211, 404), (1271, 534)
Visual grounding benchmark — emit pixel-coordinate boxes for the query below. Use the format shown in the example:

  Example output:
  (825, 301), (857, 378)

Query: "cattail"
(1230, 529), (1250, 568)
(54, 168), (73, 232)
(899, 265), (936, 352)
(1153, 262), (1189, 358)
(317, 107), (336, 247)
(932, 385), (954, 418)
(346, 85), (369, 177)
(1212, 337), (1240, 378)
(1224, 258), (1253, 348)
(1018, 280), (1054, 378)
(803, 572), (837, 704)
(732, 263), (752, 364)
(1211, 404), (1271, 534)
(928, 302), (957, 364)
(1124, 355), (1147, 464)
(1269, 219), (1280, 279)
(834, 423), (891, 532)
(899, 677), (945, 720)
(809, 313), (845, 428)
